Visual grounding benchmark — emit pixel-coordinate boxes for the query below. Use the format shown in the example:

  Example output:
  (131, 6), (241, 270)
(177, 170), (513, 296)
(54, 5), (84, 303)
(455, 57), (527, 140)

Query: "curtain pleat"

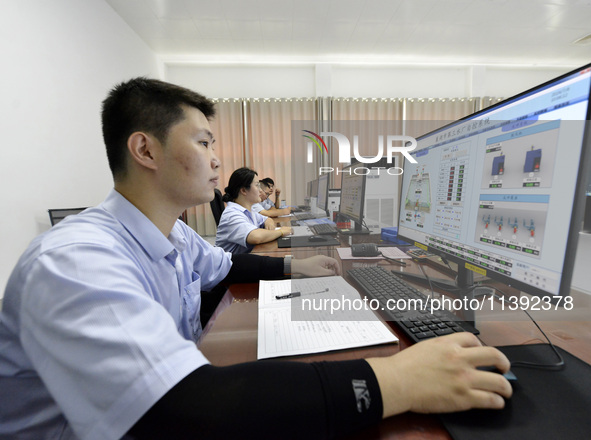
(404, 98), (477, 139)
(247, 98), (316, 209)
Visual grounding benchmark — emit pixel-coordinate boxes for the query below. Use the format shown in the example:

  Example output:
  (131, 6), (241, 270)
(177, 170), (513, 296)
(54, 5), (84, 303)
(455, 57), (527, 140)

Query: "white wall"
(166, 63), (574, 99)
(572, 233), (591, 295)
(166, 65), (316, 98)
(0, 0), (160, 298)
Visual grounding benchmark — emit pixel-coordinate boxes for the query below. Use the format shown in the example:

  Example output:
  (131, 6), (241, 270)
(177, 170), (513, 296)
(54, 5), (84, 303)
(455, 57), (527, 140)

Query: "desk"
(201, 240), (591, 439)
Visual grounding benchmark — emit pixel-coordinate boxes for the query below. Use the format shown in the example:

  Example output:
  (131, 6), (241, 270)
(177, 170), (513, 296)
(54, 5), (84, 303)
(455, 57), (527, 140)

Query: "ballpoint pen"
(276, 288), (329, 300)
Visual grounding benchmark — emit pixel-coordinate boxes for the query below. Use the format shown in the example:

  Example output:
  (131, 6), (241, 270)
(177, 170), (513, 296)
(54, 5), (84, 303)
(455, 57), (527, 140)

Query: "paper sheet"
(257, 276), (398, 359)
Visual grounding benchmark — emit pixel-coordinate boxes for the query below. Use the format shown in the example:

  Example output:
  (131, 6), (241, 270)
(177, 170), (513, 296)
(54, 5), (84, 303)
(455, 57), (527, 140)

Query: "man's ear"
(127, 132), (159, 171)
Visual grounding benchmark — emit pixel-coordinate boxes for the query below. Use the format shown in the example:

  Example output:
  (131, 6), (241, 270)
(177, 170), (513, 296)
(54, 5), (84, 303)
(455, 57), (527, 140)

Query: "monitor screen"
(398, 64), (591, 299)
(316, 174), (329, 212)
(338, 164), (367, 230)
(311, 178), (319, 199)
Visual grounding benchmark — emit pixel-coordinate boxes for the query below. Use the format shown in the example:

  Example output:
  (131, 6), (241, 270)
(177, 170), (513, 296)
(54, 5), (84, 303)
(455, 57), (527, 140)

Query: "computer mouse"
(477, 365), (518, 382)
(308, 235), (327, 242)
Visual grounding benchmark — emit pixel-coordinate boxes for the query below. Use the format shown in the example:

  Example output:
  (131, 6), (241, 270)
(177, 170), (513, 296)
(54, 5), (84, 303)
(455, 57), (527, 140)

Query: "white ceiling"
(104, 0), (591, 66)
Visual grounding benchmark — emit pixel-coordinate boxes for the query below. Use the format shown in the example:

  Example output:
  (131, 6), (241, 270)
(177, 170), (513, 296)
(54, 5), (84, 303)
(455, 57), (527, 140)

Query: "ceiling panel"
(104, 0), (591, 65)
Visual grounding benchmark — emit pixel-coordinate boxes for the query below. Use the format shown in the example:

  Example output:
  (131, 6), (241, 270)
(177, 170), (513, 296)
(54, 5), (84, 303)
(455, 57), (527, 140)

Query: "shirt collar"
(101, 189), (186, 262)
(227, 201), (250, 214)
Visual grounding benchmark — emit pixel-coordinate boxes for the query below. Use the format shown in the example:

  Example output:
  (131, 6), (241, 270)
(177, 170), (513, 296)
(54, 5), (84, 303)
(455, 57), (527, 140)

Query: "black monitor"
(338, 164), (369, 234)
(316, 174), (330, 213)
(398, 64), (591, 303)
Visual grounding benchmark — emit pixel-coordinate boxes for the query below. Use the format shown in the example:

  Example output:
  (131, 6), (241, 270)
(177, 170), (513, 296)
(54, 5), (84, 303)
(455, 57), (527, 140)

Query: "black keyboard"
(309, 223), (338, 235)
(347, 266), (479, 344)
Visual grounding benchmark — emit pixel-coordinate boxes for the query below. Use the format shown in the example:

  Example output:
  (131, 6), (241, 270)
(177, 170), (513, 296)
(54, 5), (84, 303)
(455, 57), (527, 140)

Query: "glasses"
(254, 181), (261, 188)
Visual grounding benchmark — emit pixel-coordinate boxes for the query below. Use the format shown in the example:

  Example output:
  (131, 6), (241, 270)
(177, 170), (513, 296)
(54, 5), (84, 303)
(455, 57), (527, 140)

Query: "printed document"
(257, 276), (398, 359)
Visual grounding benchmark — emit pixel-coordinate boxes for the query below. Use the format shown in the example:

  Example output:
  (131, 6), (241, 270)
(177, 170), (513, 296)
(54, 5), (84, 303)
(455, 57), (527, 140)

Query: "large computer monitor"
(338, 164), (368, 234)
(398, 64), (591, 302)
(316, 174), (330, 213)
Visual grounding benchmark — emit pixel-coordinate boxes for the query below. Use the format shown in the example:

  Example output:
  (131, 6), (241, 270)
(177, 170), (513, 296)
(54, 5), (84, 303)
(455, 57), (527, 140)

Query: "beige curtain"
(480, 96), (505, 111)
(247, 98), (316, 208)
(404, 98), (477, 139)
(330, 98), (404, 187)
(185, 98), (244, 236)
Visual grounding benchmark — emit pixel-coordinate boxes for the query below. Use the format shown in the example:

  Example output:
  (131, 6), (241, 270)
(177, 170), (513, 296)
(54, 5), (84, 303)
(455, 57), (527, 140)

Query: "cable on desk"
(417, 262), (435, 299)
(474, 288), (565, 371)
(391, 265), (565, 371)
(378, 252), (407, 266)
(439, 255), (455, 273)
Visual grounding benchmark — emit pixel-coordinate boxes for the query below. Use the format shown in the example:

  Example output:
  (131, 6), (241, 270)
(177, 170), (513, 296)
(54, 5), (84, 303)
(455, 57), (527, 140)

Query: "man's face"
(259, 185), (272, 200)
(156, 105), (220, 208)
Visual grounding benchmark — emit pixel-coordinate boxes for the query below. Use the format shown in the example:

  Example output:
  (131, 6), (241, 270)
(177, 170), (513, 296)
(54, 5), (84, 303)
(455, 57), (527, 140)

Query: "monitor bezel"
(396, 63), (591, 299)
(339, 163), (367, 229)
(316, 173), (330, 213)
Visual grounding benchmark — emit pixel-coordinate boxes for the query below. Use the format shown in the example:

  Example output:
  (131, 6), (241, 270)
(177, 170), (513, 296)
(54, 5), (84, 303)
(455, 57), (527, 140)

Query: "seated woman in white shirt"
(215, 167), (292, 254)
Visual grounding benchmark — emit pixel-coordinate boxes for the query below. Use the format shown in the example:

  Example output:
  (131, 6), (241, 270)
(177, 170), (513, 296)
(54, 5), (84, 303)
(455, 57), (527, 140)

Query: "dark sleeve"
(128, 359), (382, 440)
(223, 253), (284, 284)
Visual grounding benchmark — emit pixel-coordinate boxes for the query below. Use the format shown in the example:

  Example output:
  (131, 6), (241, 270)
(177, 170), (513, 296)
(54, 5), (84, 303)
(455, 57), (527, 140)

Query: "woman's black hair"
(222, 167), (258, 202)
(261, 177), (275, 187)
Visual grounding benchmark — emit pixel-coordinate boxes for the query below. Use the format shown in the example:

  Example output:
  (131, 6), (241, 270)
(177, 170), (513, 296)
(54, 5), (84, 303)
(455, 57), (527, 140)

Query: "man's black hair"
(101, 77), (215, 179)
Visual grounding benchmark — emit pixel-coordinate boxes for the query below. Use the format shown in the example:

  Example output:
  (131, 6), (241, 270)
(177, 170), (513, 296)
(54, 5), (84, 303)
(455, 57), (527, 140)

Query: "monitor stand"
(338, 221), (370, 235)
(339, 227), (371, 235)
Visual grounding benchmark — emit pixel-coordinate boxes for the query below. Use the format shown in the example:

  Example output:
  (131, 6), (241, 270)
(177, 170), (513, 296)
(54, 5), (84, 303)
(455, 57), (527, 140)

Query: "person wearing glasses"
(216, 167), (292, 254)
(260, 177), (282, 208)
(252, 179), (291, 218)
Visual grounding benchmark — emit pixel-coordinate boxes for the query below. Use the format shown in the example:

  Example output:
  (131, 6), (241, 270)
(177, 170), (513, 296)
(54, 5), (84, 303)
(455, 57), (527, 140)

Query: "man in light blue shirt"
(0, 189), (222, 439)
(0, 78), (344, 439)
(0, 78), (513, 440)
(252, 180), (291, 217)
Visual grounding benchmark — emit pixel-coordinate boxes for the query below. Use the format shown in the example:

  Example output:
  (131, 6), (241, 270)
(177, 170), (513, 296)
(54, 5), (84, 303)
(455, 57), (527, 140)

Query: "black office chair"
(47, 207), (87, 226)
(209, 189), (225, 226)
